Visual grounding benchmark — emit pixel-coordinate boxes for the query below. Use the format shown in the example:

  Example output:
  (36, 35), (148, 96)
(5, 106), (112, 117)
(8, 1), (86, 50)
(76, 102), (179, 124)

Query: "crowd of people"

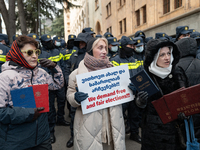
(0, 25), (200, 150)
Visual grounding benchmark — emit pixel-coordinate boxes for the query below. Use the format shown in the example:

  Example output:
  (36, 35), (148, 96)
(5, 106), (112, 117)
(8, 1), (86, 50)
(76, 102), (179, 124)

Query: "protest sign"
(76, 64), (134, 114)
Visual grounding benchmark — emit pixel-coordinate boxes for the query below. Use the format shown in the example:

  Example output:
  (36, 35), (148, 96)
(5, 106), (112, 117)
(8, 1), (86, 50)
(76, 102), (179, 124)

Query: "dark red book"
(164, 84), (200, 121)
(152, 87), (185, 124)
(30, 84), (49, 113)
(152, 85), (200, 124)
(151, 96), (173, 124)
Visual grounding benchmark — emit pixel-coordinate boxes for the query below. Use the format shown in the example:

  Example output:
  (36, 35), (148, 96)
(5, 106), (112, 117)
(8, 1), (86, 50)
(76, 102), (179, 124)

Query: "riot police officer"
(41, 34), (69, 144)
(176, 25), (191, 41)
(110, 36), (141, 143)
(0, 34), (10, 48)
(82, 27), (96, 37)
(53, 36), (62, 51)
(0, 35), (10, 73)
(134, 30), (146, 42)
(155, 32), (169, 40)
(64, 32), (93, 148)
(103, 32), (113, 39)
(107, 37), (119, 60)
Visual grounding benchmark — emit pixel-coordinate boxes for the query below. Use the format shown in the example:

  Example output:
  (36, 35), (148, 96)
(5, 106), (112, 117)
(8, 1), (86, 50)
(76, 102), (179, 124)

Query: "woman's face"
(156, 47), (171, 68)
(21, 44), (38, 67)
(93, 40), (107, 59)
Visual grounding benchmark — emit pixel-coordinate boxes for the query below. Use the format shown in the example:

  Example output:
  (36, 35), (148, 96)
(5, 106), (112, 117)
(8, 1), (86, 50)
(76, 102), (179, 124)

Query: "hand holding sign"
(74, 87), (89, 104)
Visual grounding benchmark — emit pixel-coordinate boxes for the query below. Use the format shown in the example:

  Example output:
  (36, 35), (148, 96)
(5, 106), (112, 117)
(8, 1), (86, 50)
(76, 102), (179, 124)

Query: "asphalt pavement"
(52, 104), (141, 150)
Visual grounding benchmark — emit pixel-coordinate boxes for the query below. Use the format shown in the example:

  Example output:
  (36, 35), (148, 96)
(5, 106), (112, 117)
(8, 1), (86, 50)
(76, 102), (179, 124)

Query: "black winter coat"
(142, 39), (188, 150)
(175, 37), (200, 143)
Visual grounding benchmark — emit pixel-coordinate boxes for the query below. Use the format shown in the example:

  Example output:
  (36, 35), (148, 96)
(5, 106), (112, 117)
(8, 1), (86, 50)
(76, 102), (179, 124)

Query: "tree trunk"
(0, 0), (9, 36)
(17, 0), (27, 35)
(8, 0), (16, 43)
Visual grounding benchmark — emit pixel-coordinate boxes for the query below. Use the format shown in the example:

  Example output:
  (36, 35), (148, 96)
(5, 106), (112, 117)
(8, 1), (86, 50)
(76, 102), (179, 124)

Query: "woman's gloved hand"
(74, 87), (89, 104)
(128, 83), (137, 95)
(39, 58), (56, 69)
(32, 107), (44, 122)
(135, 91), (148, 108)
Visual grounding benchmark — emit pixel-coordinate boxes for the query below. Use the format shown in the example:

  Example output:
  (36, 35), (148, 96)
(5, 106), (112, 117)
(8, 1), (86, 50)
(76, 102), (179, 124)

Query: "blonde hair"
(92, 37), (108, 53)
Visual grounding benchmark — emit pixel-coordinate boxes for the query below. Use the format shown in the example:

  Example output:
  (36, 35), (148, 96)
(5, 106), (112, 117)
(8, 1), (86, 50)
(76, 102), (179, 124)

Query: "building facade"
(64, 0), (200, 40)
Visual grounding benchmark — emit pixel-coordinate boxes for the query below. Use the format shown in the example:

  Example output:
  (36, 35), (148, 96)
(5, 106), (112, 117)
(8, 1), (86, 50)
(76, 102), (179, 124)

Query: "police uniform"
(95, 34), (102, 38)
(60, 34), (77, 122)
(82, 27), (95, 37)
(103, 32), (113, 39)
(176, 25), (191, 41)
(0, 34), (10, 48)
(0, 43), (10, 73)
(110, 36), (141, 143)
(60, 34), (77, 72)
(53, 36), (63, 52)
(107, 37), (119, 60)
(64, 33), (93, 148)
(41, 34), (69, 143)
(155, 32), (169, 40)
(13, 34), (19, 41)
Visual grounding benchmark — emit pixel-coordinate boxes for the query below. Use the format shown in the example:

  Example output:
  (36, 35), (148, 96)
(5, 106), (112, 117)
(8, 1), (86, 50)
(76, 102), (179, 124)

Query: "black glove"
(135, 91), (148, 108)
(128, 83), (137, 95)
(32, 107), (44, 122)
(74, 87), (89, 104)
(39, 58), (56, 69)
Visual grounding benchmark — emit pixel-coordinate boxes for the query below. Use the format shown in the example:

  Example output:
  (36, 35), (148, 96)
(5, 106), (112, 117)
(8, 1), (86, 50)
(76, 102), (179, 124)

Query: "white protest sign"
(76, 64), (134, 114)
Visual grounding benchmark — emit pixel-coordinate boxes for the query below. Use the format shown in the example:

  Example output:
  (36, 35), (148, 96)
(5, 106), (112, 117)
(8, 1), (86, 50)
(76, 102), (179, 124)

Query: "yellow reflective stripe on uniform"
(119, 63), (138, 69)
(136, 60), (143, 66)
(111, 61), (120, 67)
(63, 54), (71, 60)
(0, 55), (6, 62)
(72, 49), (76, 53)
(60, 53), (64, 60)
(48, 55), (60, 62)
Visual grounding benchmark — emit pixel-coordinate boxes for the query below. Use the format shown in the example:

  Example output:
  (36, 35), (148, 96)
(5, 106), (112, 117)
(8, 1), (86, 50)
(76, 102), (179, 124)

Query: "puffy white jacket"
(67, 60), (126, 150)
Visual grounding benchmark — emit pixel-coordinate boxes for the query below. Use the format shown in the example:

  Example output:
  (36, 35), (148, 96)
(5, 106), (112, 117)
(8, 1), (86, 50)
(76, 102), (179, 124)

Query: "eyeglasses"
(21, 49), (41, 56)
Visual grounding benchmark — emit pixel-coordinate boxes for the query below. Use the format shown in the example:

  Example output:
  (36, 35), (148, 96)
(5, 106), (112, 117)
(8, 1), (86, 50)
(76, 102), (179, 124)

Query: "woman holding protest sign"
(134, 39), (188, 150)
(0, 35), (64, 150)
(67, 37), (126, 150)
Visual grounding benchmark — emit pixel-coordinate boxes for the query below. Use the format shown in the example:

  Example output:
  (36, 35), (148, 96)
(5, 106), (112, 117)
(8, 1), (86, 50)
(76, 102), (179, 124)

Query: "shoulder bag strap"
(184, 118), (191, 143)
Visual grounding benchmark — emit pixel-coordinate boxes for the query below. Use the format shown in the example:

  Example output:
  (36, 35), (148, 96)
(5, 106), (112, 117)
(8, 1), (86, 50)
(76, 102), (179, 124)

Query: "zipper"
(35, 120), (38, 145)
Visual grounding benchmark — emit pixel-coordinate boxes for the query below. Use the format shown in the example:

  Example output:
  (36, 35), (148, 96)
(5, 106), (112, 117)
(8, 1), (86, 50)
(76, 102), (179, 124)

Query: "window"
(123, 18), (126, 33)
(107, 26), (112, 34)
(143, 5), (146, 24)
(175, 0), (182, 9)
(95, 0), (99, 10)
(119, 18), (126, 34)
(163, 0), (170, 14)
(119, 0), (126, 7)
(136, 10), (140, 26)
(119, 21), (122, 34)
(106, 2), (111, 17)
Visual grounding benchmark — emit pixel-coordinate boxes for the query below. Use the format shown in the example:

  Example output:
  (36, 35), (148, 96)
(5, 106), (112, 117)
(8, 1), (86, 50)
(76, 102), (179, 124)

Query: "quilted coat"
(0, 61), (64, 150)
(67, 60), (126, 150)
